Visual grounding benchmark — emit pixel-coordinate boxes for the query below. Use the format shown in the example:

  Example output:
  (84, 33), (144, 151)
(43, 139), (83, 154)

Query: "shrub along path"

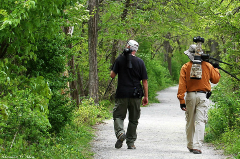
(92, 85), (230, 159)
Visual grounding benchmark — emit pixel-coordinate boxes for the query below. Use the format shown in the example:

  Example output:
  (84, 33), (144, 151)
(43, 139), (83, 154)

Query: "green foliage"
(206, 79), (240, 137)
(34, 124), (95, 159)
(0, 0), (78, 61)
(23, 35), (77, 134)
(171, 44), (190, 82)
(0, 75), (52, 155)
(74, 98), (111, 126)
(0, 121), (95, 159)
(137, 39), (174, 102)
(220, 129), (240, 158)
(1, 0), (240, 158)
(26, 37), (68, 76)
(0, 0), (88, 156)
(205, 103), (229, 141)
(205, 74), (240, 157)
(0, 96), (112, 158)
(144, 60), (172, 101)
(48, 91), (75, 133)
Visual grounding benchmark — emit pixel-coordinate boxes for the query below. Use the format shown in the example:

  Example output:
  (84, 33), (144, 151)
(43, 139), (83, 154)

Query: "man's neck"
(132, 51), (136, 56)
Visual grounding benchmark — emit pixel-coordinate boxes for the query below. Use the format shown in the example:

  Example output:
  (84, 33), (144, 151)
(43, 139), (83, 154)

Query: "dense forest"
(0, 0), (239, 158)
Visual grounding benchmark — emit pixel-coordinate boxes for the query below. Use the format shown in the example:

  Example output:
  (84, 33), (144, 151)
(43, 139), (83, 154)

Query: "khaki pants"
(185, 92), (209, 150)
(113, 98), (141, 146)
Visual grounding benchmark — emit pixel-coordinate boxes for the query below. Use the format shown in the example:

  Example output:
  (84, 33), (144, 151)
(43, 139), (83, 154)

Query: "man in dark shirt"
(110, 40), (148, 149)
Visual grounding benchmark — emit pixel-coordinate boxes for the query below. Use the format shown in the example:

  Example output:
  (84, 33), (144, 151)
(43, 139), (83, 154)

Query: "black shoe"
(127, 145), (136, 149)
(115, 133), (126, 149)
(193, 149), (202, 154)
(187, 147), (193, 152)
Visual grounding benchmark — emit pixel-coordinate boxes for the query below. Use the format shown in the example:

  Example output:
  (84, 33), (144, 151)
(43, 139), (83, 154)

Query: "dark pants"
(113, 98), (141, 146)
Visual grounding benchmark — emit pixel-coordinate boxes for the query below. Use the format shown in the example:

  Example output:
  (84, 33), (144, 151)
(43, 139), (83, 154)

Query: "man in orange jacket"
(177, 44), (221, 154)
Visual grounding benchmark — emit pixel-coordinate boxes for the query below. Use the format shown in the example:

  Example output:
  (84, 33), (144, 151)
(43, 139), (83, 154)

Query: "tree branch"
(233, 6), (240, 15)
(10, 131), (18, 149)
(121, 0), (131, 21)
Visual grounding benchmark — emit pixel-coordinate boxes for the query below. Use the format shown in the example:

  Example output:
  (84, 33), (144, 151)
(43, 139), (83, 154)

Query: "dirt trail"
(92, 85), (230, 159)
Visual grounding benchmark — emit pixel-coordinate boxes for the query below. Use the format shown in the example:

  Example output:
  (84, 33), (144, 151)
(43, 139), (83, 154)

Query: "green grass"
(42, 124), (95, 159)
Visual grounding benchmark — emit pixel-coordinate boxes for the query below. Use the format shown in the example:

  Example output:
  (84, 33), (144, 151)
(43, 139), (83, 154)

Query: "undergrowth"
(205, 77), (240, 159)
(0, 98), (112, 159)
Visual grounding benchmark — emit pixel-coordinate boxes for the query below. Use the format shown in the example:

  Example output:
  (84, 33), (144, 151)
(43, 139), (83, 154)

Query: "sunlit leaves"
(0, 103), (8, 120)
(64, 2), (90, 26)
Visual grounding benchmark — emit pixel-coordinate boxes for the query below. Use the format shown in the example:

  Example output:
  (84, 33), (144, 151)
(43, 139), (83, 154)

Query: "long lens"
(201, 54), (210, 62)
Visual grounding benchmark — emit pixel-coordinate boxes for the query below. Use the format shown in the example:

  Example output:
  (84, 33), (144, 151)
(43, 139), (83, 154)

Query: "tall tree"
(64, 26), (80, 106)
(88, 0), (99, 103)
(163, 33), (174, 76)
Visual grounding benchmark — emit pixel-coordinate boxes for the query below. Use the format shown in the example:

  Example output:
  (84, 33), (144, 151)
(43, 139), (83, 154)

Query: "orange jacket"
(177, 61), (220, 104)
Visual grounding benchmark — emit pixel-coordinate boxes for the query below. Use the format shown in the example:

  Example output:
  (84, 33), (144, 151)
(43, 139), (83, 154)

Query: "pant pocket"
(199, 96), (209, 123)
(185, 110), (189, 122)
(204, 109), (208, 124)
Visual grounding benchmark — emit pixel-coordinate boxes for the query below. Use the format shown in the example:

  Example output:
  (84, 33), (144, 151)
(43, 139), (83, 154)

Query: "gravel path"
(92, 85), (231, 159)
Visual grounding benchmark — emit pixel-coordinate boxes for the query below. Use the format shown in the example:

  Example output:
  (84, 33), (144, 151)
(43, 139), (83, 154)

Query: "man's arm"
(177, 64), (187, 111)
(142, 79), (148, 106)
(177, 64), (187, 104)
(210, 67), (221, 84)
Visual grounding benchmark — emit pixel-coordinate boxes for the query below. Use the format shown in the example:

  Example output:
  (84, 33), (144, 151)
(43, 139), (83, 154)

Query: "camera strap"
(126, 66), (144, 99)
(126, 68), (137, 88)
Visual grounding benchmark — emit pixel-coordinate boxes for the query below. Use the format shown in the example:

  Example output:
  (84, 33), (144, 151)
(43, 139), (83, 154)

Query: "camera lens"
(193, 36), (204, 43)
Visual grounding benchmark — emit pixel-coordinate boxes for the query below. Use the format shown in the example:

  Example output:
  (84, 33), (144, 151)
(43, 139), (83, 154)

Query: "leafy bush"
(74, 98), (111, 126)
(206, 80), (240, 140)
(205, 103), (229, 141)
(33, 124), (94, 159)
(205, 75), (240, 158)
(220, 129), (240, 158)
(24, 37), (76, 133)
(145, 59), (173, 102)
(48, 90), (75, 133)
(0, 30), (76, 156)
(0, 75), (52, 155)
(136, 39), (174, 102)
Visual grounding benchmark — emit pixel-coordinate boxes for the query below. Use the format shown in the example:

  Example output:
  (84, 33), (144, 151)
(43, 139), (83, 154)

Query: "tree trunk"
(63, 26), (80, 106)
(88, 0), (99, 103)
(110, 39), (119, 68)
(68, 55), (80, 106)
(76, 63), (86, 97)
(207, 39), (220, 60)
(163, 33), (173, 76)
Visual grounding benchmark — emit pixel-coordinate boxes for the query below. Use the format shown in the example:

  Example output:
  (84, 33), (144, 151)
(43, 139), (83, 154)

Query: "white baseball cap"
(127, 40), (139, 51)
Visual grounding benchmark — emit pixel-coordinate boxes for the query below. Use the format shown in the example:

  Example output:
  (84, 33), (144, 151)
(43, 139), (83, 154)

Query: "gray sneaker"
(127, 145), (136, 149)
(193, 149), (202, 154)
(115, 133), (126, 149)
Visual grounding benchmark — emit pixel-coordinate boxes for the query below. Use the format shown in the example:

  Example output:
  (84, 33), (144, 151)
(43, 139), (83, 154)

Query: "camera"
(133, 87), (143, 99)
(190, 36), (205, 79)
(193, 36), (204, 43)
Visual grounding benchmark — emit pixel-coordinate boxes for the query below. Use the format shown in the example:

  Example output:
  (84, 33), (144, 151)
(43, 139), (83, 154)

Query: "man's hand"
(210, 62), (220, 69)
(180, 104), (186, 111)
(110, 71), (116, 78)
(142, 97), (148, 106)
